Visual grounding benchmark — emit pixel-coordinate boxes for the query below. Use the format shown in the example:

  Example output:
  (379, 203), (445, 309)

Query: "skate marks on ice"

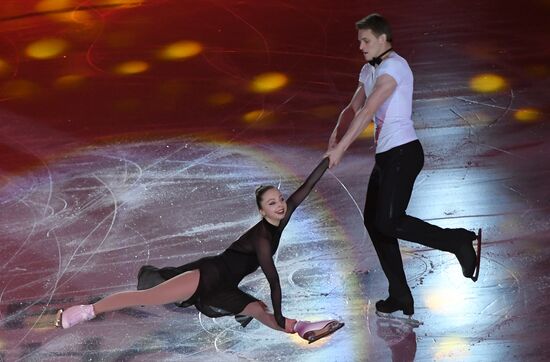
(0, 139), (357, 360)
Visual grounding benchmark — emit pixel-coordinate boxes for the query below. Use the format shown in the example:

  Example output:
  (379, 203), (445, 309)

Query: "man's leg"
(364, 164), (413, 310)
(374, 141), (476, 252)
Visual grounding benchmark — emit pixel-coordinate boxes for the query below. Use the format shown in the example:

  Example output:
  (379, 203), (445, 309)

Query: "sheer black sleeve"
(254, 236), (285, 329)
(283, 157), (329, 222)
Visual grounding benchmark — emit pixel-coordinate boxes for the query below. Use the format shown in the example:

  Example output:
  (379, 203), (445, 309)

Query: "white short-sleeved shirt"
(358, 52), (418, 153)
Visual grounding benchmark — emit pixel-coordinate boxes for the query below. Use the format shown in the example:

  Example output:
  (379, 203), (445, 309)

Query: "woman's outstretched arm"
(284, 157), (329, 218)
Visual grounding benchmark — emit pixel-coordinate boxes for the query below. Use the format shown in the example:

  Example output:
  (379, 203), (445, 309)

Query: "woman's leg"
(94, 269), (200, 314)
(57, 269), (201, 329)
(240, 301), (289, 332)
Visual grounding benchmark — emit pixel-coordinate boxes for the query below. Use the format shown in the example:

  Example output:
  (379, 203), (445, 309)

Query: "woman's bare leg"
(93, 269), (200, 314)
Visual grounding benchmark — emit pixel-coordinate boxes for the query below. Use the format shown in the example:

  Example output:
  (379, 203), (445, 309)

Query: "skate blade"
(375, 311), (423, 328)
(470, 228), (482, 282)
(54, 309), (63, 328)
(304, 321), (345, 344)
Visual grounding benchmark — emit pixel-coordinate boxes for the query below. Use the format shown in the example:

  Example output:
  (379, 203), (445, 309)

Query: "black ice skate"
(456, 228), (482, 282)
(375, 297), (422, 328)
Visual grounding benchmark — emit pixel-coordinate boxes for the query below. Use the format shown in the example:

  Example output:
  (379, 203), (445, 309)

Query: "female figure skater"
(55, 157), (344, 343)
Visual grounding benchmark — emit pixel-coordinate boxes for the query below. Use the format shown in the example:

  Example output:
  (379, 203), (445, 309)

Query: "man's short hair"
(355, 13), (393, 43)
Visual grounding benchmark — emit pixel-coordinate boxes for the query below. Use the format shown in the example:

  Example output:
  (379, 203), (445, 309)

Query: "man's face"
(358, 29), (385, 62)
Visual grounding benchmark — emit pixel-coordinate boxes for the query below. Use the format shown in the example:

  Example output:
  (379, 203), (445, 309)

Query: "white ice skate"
(293, 319), (345, 343)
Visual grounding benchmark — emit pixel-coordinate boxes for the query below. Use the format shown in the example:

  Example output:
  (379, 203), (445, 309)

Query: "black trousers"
(364, 140), (475, 303)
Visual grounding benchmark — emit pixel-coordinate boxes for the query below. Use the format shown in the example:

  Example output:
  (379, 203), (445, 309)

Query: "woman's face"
(259, 188), (287, 224)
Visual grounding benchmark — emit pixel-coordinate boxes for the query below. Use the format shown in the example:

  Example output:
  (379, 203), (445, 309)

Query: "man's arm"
(325, 74), (397, 168)
(328, 83), (366, 150)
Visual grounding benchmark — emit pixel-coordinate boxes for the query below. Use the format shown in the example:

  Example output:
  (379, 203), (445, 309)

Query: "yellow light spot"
(425, 288), (466, 313)
(433, 337), (470, 360)
(208, 92), (234, 105)
(159, 41), (203, 60)
(250, 72), (288, 93)
(0, 337), (5, 349)
(35, 0), (92, 23)
(54, 74), (85, 89)
(26, 38), (68, 59)
(243, 109), (275, 124)
(359, 122), (375, 138)
(515, 108), (541, 123)
(36, 0), (74, 12)
(0, 59), (11, 77)
(469, 73), (507, 93)
(114, 60), (150, 75)
(98, 0), (144, 7)
(1, 80), (38, 99)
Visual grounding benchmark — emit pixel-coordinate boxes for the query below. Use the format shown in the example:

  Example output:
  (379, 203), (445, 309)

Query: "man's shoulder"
(380, 54), (411, 74)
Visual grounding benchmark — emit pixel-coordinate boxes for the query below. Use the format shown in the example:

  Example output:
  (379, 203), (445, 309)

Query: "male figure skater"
(325, 13), (481, 323)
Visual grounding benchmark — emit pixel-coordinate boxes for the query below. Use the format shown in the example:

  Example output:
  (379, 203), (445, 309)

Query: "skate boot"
(455, 228), (482, 282)
(55, 304), (96, 329)
(375, 297), (422, 327)
(375, 296), (414, 315)
(293, 319), (345, 344)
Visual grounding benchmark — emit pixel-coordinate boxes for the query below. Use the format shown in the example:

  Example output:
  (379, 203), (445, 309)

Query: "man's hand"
(328, 127), (338, 150)
(325, 145), (345, 168)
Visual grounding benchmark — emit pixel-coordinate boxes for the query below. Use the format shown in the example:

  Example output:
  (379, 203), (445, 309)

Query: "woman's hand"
(285, 318), (297, 333)
(324, 144), (345, 168)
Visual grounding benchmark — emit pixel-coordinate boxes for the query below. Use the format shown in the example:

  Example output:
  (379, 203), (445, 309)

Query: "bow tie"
(368, 48), (393, 67)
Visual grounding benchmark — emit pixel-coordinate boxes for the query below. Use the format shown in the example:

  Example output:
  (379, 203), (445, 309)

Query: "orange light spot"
(98, 0), (144, 7)
(250, 72), (288, 93)
(35, 0), (92, 23)
(515, 108), (541, 123)
(359, 122), (375, 138)
(243, 109), (275, 124)
(469, 73), (507, 93)
(54, 74), (86, 89)
(208, 92), (234, 105)
(1, 80), (38, 99)
(114, 61), (149, 75)
(159, 41), (203, 60)
(0, 59), (11, 77)
(26, 38), (68, 59)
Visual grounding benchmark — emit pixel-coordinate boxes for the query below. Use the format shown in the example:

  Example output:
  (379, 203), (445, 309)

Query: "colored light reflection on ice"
(1, 80), (38, 99)
(424, 287), (467, 314)
(35, 0), (92, 23)
(359, 122), (375, 138)
(0, 58), (10, 76)
(433, 336), (470, 360)
(514, 108), (541, 123)
(250, 72), (288, 93)
(208, 92), (234, 105)
(159, 41), (203, 60)
(54, 74), (86, 89)
(243, 109), (275, 123)
(469, 73), (507, 93)
(114, 60), (150, 75)
(26, 38), (68, 59)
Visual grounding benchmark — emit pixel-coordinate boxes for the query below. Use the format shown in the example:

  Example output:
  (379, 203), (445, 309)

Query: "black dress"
(137, 158), (329, 329)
